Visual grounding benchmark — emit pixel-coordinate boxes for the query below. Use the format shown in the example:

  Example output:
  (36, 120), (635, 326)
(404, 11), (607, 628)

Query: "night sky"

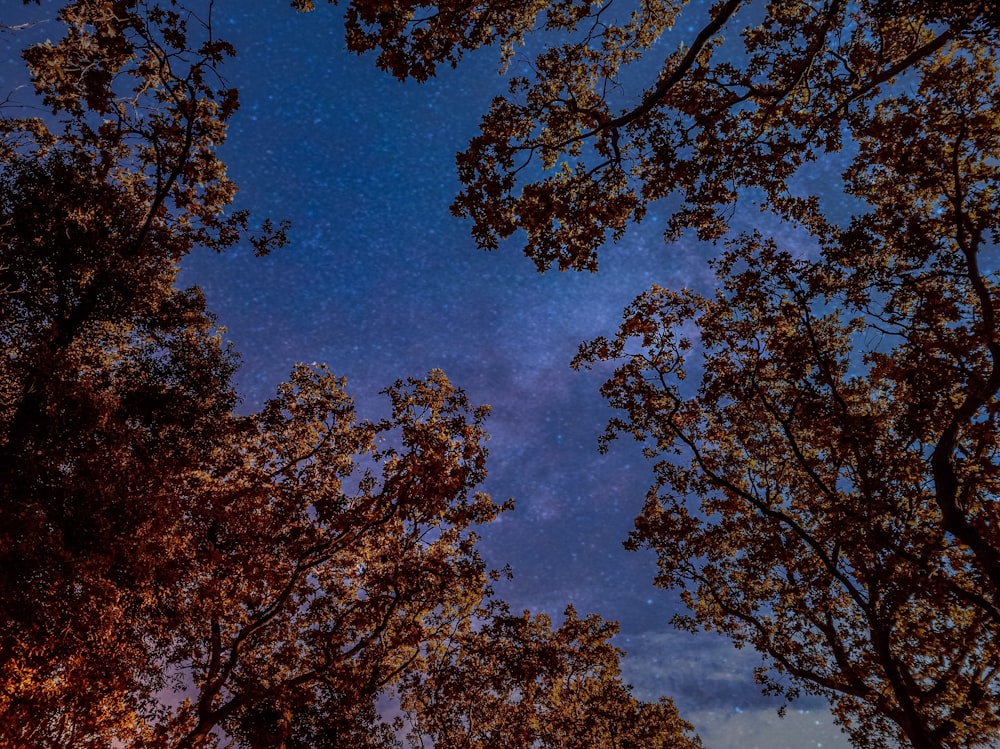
(4, 2), (853, 746)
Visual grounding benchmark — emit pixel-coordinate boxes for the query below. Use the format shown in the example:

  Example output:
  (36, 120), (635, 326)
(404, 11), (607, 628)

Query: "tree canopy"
(7, 0), (1000, 747)
(571, 48), (1000, 745)
(299, 0), (999, 268)
(0, 2), (699, 747)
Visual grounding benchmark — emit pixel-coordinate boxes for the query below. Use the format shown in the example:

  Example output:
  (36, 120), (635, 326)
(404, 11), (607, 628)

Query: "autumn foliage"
(7, 0), (1000, 747)
(564, 7), (1000, 749)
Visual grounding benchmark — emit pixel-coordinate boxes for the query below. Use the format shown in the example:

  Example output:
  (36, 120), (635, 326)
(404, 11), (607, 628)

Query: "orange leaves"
(508, 163), (638, 271)
(135, 368), (514, 747)
(324, 0), (554, 81)
(581, 157), (1000, 743)
(16, 0), (1000, 745)
(14, 0), (286, 265)
(435, 0), (999, 269)
(401, 604), (702, 749)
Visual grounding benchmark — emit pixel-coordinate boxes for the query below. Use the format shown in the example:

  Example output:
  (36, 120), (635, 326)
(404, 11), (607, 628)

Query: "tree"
(0, 3), (700, 748)
(299, 0), (997, 269)
(0, 149), (243, 745)
(130, 365), (510, 749)
(401, 604), (701, 749)
(1, 2), (282, 741)
(571, 31), (1000, 749)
